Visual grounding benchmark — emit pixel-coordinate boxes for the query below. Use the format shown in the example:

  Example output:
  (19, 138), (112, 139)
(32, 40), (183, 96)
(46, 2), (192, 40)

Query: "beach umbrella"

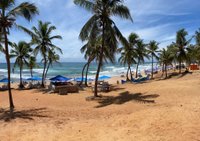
(98, 75), (111, 80)
(49, 75), (71, 82)
(27, 76), (42, 81)
(74, 77), (86, 82)
(0, 78), (12, 83)
(74, 77), (94, 82)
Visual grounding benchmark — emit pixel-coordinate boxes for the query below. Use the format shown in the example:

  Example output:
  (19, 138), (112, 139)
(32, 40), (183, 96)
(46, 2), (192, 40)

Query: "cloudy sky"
(3, 0), (200, 62)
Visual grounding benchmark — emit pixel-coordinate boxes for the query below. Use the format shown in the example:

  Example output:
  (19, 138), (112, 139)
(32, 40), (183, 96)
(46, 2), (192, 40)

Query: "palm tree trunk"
(126, 66), (130, 81)
(30, 67), (33, 77)
(179, 59), (181, 74)
(165, 64), (167, 78)
(45, 62), (50, 79)
(42, 59), (47, 88)
(80, 62), (87, 86)
(129, 65), (133, 80)
(85, 61), (91, 86)
(94, 21), (105, 97)
(151, 54), (154, 79)
(136, 59), (140, 78)
(19, 64), (24, 89)
(3, 27), (14, 117)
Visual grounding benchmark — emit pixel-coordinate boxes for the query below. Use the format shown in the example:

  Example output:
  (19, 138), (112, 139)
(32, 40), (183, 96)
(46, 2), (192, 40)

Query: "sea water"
(0, 62), (158, 81)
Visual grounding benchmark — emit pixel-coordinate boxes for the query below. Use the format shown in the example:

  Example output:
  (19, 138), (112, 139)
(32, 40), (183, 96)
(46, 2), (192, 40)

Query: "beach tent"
(98, 75), (111, 80)
(0, 78), (12, 83)
(27, 76), (42, 81)
(49, 75), (71, 82)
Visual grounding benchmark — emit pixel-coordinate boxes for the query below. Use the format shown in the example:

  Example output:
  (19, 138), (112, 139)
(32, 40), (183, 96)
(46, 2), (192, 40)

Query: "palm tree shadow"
(95, 91), (159, 108)
(0, 108), (50, 122)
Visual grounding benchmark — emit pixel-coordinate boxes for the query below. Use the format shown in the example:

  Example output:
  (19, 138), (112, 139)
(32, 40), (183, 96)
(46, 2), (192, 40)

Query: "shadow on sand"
(95, 91), (159, 108)
(0, 108), (50, 122)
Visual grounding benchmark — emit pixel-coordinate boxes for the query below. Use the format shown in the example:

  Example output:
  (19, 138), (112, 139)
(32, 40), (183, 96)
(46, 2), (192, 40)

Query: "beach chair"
(121, 80), (126, 84)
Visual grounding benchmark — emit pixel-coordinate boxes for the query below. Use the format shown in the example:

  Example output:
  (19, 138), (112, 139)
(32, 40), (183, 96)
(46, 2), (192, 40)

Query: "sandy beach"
(0, 71), (200, 141)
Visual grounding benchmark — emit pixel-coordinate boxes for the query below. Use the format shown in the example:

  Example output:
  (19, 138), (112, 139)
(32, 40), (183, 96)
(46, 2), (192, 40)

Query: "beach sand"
(0, 71), (200, 141)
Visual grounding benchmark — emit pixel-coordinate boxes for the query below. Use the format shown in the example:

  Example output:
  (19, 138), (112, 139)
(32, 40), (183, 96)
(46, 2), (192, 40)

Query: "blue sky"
(3, 0), (200, 62)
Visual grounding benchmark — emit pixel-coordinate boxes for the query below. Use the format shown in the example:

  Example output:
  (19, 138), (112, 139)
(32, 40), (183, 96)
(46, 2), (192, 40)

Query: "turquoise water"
(0, 62), (157, 81)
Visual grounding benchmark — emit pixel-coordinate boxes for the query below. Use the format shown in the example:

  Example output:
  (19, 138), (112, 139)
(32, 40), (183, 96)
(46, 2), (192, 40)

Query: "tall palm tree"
(175, 29), (191, 73)
(118, 33), (139, 81)
(0, 0), (38, 115)
(20, 21), (62, 87)
(28, 56), (37, 77)
(10, 41), (32, 88)
(74, 0), (132, 97)
(159, 48), (174, 78)
(147, 40), (159, 79)
(135, 40), (148, 78)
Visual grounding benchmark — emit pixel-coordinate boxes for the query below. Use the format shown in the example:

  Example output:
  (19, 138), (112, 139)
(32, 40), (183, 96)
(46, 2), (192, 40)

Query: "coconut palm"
(174, 29), (191, 73)
(74, 0), (132, 97)
(195, 29), (200, 46)
(147, 40), (159, 79)
(45, 50), (61, 79)
(159, 48), (174, 78)
(28, 56), (37, 77)
(195, 29), (200, 64)
(80, 42), (96, 86)
(118, 33), (139, 81)
(20, 21), (62, 87)
(10, 41), (32, 88)
(135, 40), (148, 78)
(0, 0), (38, 116)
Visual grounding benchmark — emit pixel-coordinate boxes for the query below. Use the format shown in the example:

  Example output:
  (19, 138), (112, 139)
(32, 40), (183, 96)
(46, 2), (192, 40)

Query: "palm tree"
(135, 40), (148, 78)
(10, 41), (32, 88)
(0, 0), (38, 116)
(118, 33), (139, 81)
(20, 21), (62, 87)
(159, 48), (174, 78)
(147, 40), (159, 79)
(195, 29), (200, 64)
(45, 50), (61, 79)
(74, 0), (132, 97)
(195, 29), (200, 46)
(175, 29), (191, 73)
(28, 56), (37, 77)
(80, 41), (97, 86)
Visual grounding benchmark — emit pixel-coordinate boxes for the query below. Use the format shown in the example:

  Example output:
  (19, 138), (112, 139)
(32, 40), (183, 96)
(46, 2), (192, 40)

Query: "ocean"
(0, 62), (158, 81)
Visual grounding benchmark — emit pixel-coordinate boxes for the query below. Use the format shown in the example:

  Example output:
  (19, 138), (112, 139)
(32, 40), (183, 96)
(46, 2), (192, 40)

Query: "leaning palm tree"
(175, 29), (191, 73)
(135, 40), (148, 78)
(45, 50), (61, 79)
(195, 29), (200, 47)
(10, 41), (32, 89)
(28, 56), (37, 77)
(74, 0), (132, 97)
(195, 29), (200, 64)
(147, 40), (159, 79)
(159, 48), (174, 78)
(20, 21), (62, 87)
(0, 0), (38, 116)
(118, 33), (139, 81)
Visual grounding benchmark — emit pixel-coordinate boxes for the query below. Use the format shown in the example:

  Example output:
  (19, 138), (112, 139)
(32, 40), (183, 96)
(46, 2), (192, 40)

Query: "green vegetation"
(74, 0), (132, 97)
(0, 0), (38, 117)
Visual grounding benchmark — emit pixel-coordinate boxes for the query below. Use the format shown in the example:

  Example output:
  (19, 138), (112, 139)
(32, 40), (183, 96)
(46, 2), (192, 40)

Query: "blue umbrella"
(0, 78), (12, 83)
(49, 75), (71, 82)
(98, 75), (111, 80)
(75, 77), (94, 82)
(27, 76), (42, 81)
(74, 77), (86, 82)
